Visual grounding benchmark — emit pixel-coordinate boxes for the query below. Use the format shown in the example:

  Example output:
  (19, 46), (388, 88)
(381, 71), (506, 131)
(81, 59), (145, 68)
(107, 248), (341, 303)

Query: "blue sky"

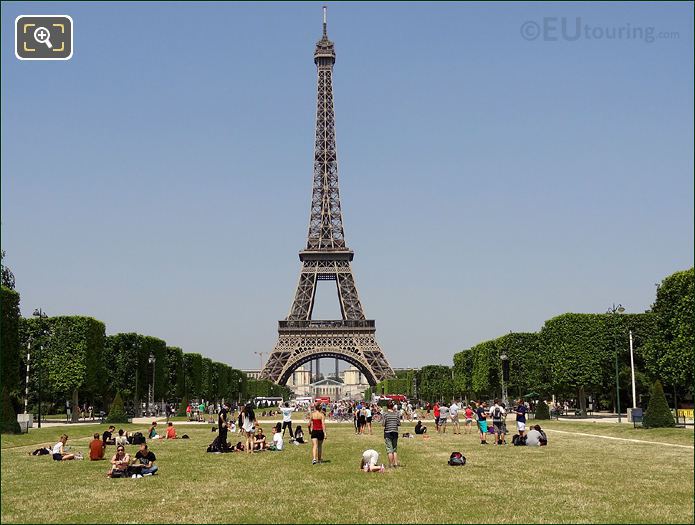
(2, 2), (693, 370)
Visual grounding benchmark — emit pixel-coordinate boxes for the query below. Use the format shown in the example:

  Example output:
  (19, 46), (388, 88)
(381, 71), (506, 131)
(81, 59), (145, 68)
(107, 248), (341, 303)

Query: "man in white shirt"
(490, 400), (507, 445)
(365, 406), (373, 435)
(450, 400), (461, 434)
(280, 402), (294, 438)
(439, 403), (450, 434)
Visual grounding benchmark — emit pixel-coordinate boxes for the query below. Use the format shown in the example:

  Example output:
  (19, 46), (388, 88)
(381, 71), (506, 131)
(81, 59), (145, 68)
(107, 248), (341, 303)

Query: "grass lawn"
(1, 420), (693, 524)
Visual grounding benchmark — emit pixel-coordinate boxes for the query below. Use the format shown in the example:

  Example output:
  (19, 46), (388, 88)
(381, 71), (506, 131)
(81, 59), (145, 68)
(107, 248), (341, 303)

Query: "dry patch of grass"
(1, 421), (693, 523)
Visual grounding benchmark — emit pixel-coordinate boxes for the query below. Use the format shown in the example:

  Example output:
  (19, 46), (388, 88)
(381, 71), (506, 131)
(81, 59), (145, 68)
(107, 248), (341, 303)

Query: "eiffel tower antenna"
(260, 9), (394, 387)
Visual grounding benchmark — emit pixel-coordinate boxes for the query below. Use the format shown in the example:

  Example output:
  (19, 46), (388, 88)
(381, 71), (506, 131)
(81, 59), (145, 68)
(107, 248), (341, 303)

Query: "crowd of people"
(35, 395), (549, 481)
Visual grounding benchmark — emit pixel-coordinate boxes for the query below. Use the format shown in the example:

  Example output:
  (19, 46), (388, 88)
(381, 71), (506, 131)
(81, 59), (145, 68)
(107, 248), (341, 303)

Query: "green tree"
(416, 365), (453, 402)
(643, 380), (675, 428)
(1, 386), (20, 434)
(642, 268), (694, 401)
(22, 316), (105, 421)
(184, 353), (203, 399)
(166, 346), (185, 401)
(1, 287), (21, 395)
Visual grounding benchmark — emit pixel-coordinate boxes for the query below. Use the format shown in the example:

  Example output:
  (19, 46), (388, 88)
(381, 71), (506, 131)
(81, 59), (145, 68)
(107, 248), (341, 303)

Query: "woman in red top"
(308, 403), (326, 465)
(464, 405), (475, 434)
(433, 402), (441, 433)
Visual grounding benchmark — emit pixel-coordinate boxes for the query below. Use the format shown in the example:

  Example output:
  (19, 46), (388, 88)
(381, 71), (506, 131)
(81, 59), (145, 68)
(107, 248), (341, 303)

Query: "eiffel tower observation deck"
(260, 8), (394, 386)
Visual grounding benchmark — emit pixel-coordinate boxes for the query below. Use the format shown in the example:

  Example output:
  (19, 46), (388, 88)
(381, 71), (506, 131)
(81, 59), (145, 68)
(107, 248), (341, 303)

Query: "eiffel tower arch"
(260, 9), (394, 387)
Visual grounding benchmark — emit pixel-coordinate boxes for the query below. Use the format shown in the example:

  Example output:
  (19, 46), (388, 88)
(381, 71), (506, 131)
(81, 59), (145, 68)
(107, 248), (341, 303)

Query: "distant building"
(243, 365), (370, 400)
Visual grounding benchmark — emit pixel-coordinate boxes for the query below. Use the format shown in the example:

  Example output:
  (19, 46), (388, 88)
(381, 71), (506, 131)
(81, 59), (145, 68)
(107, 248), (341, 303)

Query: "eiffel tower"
(260, 8), (394, 386)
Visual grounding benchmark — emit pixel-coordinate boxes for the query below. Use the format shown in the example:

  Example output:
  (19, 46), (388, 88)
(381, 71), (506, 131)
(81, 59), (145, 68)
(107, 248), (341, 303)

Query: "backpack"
(493, 407), (503, 421)
(131, 432), (145, 445)
(448, 451), (466, 466)
(512, 434), (527, 446)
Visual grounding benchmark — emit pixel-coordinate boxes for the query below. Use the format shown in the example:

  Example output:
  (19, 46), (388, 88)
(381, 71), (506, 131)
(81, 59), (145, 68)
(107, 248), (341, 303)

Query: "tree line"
(367, 268), (693, 411)
(0, 290), (290, 429)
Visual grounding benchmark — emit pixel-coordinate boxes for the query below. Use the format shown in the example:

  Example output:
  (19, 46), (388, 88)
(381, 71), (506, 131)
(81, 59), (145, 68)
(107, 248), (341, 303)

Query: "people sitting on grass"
(512, 429), (527, 446)
(102, 425), (116, 446)
(115, 429), (129, 448)
(360, 449), (385, 472)
(52, 434), (77, 461)
(132, 443), (158, 476)
(525, 425), (548, 447)
(293, 426), (306, 444)
(89, 432), (105, 460)
(166, 421), (177, 439)
(148, 422), (161, 440)
(254, 427), (267, 451)
(414, 421), (427, 434)
(109, 445), (131, 477)
(269, 423), (283, 451)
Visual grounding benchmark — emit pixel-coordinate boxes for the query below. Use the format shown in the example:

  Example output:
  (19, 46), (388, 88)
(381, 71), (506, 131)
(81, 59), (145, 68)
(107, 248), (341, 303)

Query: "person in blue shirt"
(514, 399), (528, 436)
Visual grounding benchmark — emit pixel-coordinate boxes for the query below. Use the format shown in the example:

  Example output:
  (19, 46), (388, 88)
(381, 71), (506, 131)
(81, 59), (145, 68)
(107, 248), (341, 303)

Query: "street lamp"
(237, 377), (242, 405)
(32, 308), (48, 428)
(148, 352), (156, 416)
(607, 303), (625, 423)
(500, 353), (509, 406)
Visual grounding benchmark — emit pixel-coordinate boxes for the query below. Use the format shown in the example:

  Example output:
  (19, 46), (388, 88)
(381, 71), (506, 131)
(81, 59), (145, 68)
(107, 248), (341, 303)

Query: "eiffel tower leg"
(288, 269), (318, 320)
(336, 268), (365, 320)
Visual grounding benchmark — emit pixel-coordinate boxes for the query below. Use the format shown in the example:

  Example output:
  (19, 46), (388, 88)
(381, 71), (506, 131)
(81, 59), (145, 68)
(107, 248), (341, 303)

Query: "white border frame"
(15, 15), (73, 61)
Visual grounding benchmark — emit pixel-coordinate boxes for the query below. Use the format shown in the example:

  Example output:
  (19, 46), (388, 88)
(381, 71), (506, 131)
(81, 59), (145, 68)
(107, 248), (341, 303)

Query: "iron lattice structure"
(260, 13), (394, 386)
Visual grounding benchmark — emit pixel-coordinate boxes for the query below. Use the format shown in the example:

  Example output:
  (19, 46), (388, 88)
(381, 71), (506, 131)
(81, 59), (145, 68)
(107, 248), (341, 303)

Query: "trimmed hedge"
(416, 365), (453, 402)
(643, 381), (675, 428)
(184, 353), (203, 399)
(140, 336), (167, 400)
(166, 346), (185, 401)
(22, 316), (105, 417)
(106, 390), (128, 423)
(535, 400), (550, 420)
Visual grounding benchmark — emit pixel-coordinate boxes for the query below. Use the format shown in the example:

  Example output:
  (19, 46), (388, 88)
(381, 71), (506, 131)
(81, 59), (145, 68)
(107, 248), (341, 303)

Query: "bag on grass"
(131, 432), (145, 445)
(448, 451), (466, 466)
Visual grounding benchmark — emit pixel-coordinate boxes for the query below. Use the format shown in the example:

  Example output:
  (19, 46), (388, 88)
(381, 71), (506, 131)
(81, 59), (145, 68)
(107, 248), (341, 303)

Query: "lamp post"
(607, 304), (625, 423)
(500, 353), (509, 406)
(254, 351), (266, 372)
(24, 340), (31, 415)
(629, 330), (637, 409)
(32, 308), (48, 428)
(237, 377), (242, 405)
(148, 352), (156, 416)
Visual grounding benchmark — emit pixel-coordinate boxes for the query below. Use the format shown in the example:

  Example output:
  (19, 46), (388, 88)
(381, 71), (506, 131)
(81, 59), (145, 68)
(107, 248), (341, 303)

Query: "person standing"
(280, 402), (294, 438)
(433, 402), (441, 433)
(463, 404), (474, 434)
(438, 402), (449, 434)
(365, 405), (373, 435)
(241, 403), (257, 454)
(308, 402), (326, 465)
(514, 399), (528, 436)
(490, 400), (506, 445)
(382, 402), (401, 468)
(218, 401), (231, 448)
(476, 402), (489, 445)
(450, 400), (461, 435)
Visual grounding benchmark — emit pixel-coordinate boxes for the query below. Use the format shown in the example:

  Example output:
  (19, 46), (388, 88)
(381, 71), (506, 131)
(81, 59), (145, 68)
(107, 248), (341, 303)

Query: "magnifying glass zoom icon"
(33, 26), (53, 49)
